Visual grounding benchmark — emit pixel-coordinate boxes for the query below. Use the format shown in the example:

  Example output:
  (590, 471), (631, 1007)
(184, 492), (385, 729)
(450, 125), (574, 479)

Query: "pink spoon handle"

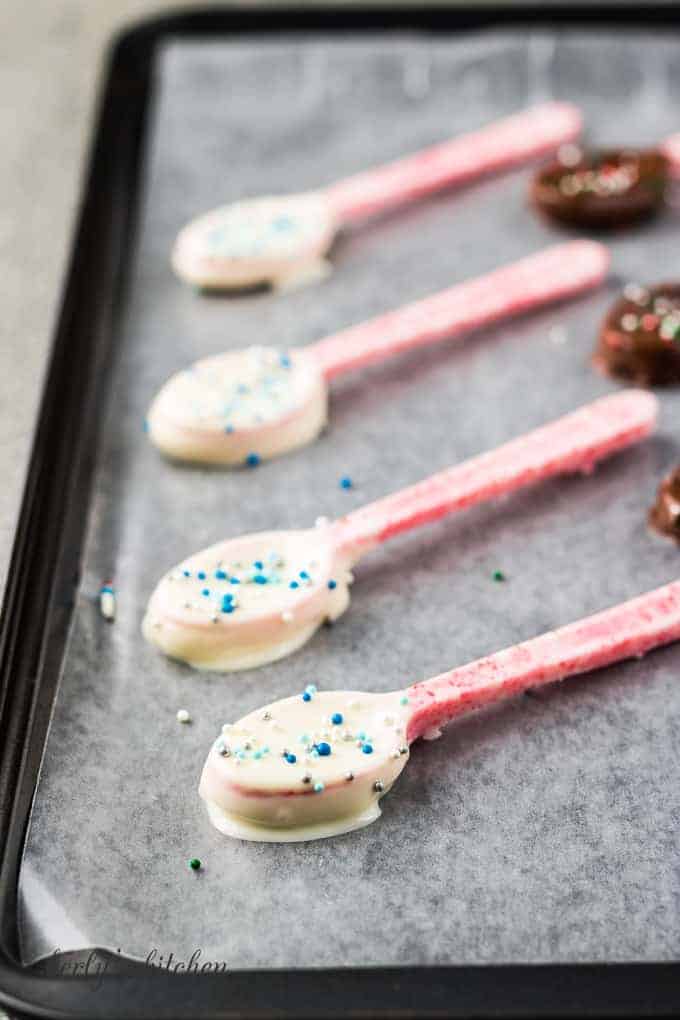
(332, 390), (657, 559)
(406, 578), (680, 741)
(325, 102), (582, 225)
(661, 132), (680, 179)
(310, 240), (609, 381)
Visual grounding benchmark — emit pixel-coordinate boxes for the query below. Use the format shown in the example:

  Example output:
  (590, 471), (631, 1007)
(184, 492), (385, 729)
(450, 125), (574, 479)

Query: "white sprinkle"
(176, 709), (191, 724)
(549, 326), (568, 346)
(99, 586), (116, 621)
(557, 142), (582, 167)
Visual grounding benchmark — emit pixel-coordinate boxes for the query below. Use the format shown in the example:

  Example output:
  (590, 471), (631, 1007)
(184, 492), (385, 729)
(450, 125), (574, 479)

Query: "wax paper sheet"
(18, 28), (680, 967)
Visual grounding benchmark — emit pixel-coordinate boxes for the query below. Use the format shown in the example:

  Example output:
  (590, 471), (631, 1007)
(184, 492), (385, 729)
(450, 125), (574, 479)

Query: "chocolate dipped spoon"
(532, 133), (680, 229)
(143, 390), (657, 672)
(595, 282), (680, 386)
(148, 240), (609, 466)
(199, 577), (680, 842)
(173, 103), (581, 291)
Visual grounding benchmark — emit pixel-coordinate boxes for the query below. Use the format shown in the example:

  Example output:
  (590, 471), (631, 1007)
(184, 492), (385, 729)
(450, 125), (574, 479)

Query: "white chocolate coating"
(142, 527), (352, 671)
(199, 690), (411, 841)
(147, 346), (328, 466)
(172, 192), (337, 291)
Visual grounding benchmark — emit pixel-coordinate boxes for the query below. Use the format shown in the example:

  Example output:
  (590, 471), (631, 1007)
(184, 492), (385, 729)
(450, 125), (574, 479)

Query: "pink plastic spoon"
(172, 102), (581, 291)
(148, 239), (609, 466)
(143, 389), (657, 672)
(199, 577), (680, 842)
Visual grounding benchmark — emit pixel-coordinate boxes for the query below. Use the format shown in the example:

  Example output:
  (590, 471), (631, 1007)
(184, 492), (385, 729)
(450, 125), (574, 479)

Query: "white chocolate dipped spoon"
(172, 102), (581, 292)
(148, 239), (609, 466)
(199, 577), (680, 842)
(143, 389), (657, 672)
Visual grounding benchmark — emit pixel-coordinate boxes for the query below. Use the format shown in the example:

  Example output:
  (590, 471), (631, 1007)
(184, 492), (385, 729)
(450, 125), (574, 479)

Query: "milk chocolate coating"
(649, 466), (680, 541)
(531, 147), (668, 229)
(594, 283), (680, 386)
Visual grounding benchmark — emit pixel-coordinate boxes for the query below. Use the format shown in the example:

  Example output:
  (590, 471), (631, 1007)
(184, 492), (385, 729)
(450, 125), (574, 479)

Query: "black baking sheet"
(3, 8), (680, 1019)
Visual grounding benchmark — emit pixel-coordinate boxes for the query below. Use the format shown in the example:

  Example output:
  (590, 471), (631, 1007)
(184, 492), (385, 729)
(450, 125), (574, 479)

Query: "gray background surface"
(18, 29), (680, 967)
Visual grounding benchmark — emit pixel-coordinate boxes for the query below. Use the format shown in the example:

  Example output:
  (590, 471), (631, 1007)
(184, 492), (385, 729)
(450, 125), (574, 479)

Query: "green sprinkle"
(492, 570), (506, 582)
(400, 696), (409, 706)
(188, 858), (201, 871)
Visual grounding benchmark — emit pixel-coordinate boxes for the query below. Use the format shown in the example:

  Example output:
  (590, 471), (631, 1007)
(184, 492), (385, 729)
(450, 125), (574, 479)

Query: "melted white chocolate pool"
(147, 346), (327, 465)
(142, 527), (352, 671)
(172, 192), (337, 291)
(199, 690), (412, 841)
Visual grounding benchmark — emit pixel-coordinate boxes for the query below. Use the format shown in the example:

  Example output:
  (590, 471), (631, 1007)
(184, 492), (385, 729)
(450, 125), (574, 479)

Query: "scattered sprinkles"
(176, 709), (191, 724)
(492, 570), (506, 582)
(246, 453), (261, 468)
(339, 476), (353, 490)
(188, 858), (202, 871)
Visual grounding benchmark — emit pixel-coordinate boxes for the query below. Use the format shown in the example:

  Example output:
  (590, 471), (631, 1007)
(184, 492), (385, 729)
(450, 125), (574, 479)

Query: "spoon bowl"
(172, 192), (337, 292)
(142, 524), (352, 671)
(199, 689), (410, 842)
(147, 346), (327, 466)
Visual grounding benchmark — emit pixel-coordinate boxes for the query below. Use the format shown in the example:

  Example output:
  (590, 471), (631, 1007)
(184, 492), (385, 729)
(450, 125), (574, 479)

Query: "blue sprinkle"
(289, 581), (299, 590)
(327, 579), (337, 590)
(253, 750), (263, 760)
(362, 743), (374, 755)
(302, 691), (312, 702)
(253, 574), (268, 585)
(279, 353), (292, 368)
(254, 561), (264, 570)
(284, 752), (297, 764)
(400, 696), (409, 706)
(182, 570), (191, 578)
(331, 712), (343, 725)
(214, 569), (227, 580)
(339, 476), (353, 490)
(313, 781), (324, 793)
(142, 418), (149, 433)
(315, 742), (331, 757)
(221, 594), (235, 614)
(201, 588), (210, 597)
(246, 453), (260, 468)
(230, 577), (240, 585)
(299, 570), (309, 580)
(197, 571), (206, 581)
(225, 425), (234, 435)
